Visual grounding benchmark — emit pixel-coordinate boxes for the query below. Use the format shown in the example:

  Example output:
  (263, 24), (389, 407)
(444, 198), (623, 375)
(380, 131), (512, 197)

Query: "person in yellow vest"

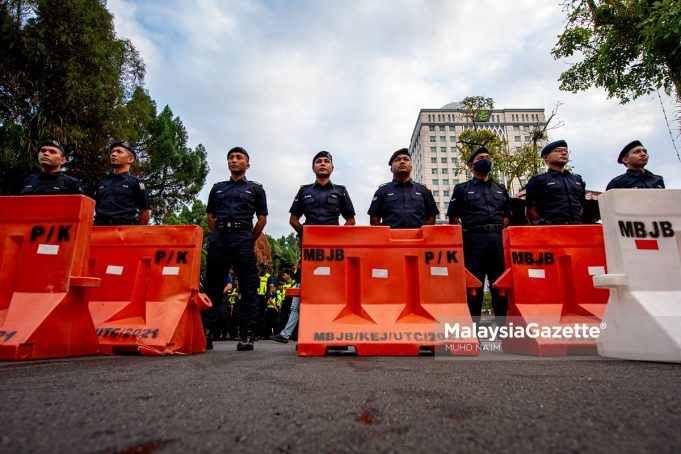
(277, 269), (296, 334)
(256, 262), (275, 338)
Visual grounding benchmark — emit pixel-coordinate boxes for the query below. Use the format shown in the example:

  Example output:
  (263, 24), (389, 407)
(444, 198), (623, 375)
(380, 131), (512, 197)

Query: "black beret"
(541, 139), (568, 156)
(38, 139), (65, 155)
(228, 146), (249, 160)
(388, 148), (410, 166)
(312, 150), (333, 164)
(110, 141), (137, 158)
(618, 140), (643, 164)
(467, 146), (489, 164)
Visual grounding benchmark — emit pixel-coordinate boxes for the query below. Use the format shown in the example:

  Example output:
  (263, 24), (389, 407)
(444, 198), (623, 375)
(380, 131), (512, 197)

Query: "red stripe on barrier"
(635, 239), (659, 250)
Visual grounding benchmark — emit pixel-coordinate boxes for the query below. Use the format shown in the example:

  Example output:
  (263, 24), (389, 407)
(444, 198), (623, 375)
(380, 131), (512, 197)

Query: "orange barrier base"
(88, 226), (210, 355)
(0, 289), (100, 360)
(298, 306), (478, 356)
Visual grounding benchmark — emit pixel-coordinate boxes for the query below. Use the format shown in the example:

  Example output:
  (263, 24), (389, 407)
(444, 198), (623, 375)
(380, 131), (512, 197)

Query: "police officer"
(20, 140), (83, 195)
(606, 140), (665, 190)
(447, 146), (511, 323)
(368, 148), (439, 228)
(525, 140), (586, 225)
(271, 150), (355, 344)
(94, 141), (150, 225)
(204, 146), (268, 351)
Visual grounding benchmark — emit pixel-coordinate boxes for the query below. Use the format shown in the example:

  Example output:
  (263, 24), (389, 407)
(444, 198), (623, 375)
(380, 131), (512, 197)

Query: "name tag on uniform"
(387, 193), (394, 196)
(330, 194), (338, 199)
(244, 190), (252, 194)
(303, 194), (312, 199)
(122, 184), (129, 188)
(467, 191), (475, 194)
(414, 192), (422, 196)
(496, 191), (503, 194)
(547, 182), (556, 186)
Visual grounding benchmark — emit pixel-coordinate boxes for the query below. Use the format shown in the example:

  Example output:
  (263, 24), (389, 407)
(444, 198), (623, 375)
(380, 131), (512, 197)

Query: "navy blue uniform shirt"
(367, 179), (439, 229)
(20, 172), (83, 195)
(525, 169), (585, 224)
(447, 177), (510, 227)
(289, 181), (355, 225)
(94, 172), (150, 223)
(207, 177), (268, 227)
(606, 169), (665, 190)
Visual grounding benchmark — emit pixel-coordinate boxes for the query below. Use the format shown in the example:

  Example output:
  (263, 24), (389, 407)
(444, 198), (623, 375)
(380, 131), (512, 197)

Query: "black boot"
(237, 329), (254, 351)
(204, 327), (213, 351)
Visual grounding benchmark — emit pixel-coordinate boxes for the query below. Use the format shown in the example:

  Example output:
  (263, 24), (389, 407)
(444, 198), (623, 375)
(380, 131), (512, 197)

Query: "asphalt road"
(1, 341), (680, 453)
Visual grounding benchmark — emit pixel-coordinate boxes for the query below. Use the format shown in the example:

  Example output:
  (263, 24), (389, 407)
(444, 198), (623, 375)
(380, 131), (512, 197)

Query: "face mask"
(473, 159), (492, 173)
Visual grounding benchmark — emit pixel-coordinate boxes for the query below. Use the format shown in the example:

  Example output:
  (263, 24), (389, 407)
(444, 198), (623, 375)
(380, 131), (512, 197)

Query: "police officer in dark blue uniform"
(94, 141), (150, 225)
(204, 146), (268, 351)
(271, 150), (355, 344)
(20, 140), (83, 195)
(288, 150), (356, 233)
(447, 146), (511, 323)
(525, 140), (586, 225)
(368, 148), (439, 228)
(606, 140), (665, 190)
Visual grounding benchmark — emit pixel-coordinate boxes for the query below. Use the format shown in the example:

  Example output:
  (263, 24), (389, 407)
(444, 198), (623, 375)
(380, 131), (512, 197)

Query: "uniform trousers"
(463, 231), (507, 321)
(203, 230), (259, 333)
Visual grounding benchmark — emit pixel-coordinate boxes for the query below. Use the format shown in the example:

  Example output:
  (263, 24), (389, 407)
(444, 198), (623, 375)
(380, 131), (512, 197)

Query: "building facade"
(408, 102), (546, 221)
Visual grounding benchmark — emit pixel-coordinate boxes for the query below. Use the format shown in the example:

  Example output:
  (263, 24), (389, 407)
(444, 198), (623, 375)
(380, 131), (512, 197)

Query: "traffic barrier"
(297, 225), (481, 356)
(594, 189), (681, 363)
(493, 226), (609, 356)
(88, 225), (211, 355)
(0, 195), (100, 360)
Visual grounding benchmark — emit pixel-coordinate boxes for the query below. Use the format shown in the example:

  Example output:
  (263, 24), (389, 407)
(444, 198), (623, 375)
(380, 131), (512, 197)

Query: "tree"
(0, 0), (144, 194)
(460, 96), (495, 130)
(552, 0), (681, 103)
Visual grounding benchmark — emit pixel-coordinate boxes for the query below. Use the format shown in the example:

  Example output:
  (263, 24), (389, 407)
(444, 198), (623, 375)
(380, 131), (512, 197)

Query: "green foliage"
(0, 0), (145, 194)
(460, 96), (495, 130)
(0, 1), (209, 217)
(267, 233), (300, 281)
(552, 0), (681, 102)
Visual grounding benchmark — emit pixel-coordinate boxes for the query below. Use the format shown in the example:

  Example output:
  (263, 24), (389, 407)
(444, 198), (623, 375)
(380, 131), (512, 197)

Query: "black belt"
(217, 220), (252, 231)
(463, 224), (503, 233)
(94, 219), (136, 226)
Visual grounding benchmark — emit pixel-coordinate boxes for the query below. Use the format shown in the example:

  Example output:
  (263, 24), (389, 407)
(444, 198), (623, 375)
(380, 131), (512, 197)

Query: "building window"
(449, 126), (455, 131)
(440, 147), (446, 152)
(438, 125), (443, 131)
(433, 190), (440, 197)
(431, 157), (437, 163)
(442, 179), (449, 186)
(524, 136), (530, 142)
(431, 168), (438, 174)
(439, 136), (446, 142)
(432, 179), (439, 186)
(449, 136), (456, 142)
(429, 125), (435, 131)
(513, 126), (519, 131)
(442, 168), (448, 174)
(443, 190), (450, 197)
(430, 147), (436, 153)
(514, 136), (521, 142)
(429, 136), (436, 142)
(428, 115), (431, 121)
(441, 157), (447, 163)
(451, 157), (458, 163)
(450, 147), (457, 152)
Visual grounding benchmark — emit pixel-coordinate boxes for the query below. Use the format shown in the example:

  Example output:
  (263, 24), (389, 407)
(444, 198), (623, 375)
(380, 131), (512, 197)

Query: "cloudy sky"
(108, 0), (680, 237)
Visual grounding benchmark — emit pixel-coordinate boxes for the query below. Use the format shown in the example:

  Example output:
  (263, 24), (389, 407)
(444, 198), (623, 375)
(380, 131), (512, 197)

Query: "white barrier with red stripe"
(593, 189), (681, 363)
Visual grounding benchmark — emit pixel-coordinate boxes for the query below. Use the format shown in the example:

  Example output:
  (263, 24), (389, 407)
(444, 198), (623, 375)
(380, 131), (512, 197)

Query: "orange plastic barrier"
(0, 195), (100, 360)
(297, 225), (481, 356)
(493, 226), (609, 356)
(88, 226), (211, 355)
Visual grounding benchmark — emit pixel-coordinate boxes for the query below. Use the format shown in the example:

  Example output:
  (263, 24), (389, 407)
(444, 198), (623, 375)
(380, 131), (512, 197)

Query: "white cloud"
(108, 0), (681, 236)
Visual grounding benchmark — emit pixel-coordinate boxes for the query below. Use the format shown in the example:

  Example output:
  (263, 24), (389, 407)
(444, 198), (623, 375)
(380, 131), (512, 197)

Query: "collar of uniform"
(228, 176), (248, 185)
(547, 168), (570, 176)
(38, 171), (62, 179)
(312, 180), (335, 189)
(625, 168), (647, 177)
(391, 178), (413, 187)
(111, 171), (130, 178)
(470, 176), (492, 186)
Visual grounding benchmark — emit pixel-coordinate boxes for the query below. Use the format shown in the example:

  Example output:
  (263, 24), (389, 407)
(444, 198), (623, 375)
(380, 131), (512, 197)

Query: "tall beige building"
(408, 102), (547, 221)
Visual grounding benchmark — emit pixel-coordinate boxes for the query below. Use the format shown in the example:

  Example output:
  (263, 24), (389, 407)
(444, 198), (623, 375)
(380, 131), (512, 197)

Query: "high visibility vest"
(229, 286), (240, 305)
(258, 273), (271, 296)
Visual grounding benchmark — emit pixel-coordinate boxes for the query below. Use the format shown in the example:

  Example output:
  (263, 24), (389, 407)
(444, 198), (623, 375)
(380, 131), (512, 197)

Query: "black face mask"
(473, 159), (492, 173)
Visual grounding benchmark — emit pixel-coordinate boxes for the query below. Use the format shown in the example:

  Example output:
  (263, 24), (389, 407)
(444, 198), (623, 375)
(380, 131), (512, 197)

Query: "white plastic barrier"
(593, 189), (681, 363)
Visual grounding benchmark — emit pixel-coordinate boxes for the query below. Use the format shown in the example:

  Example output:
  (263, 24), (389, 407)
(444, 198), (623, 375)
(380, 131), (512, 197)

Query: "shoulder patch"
(378, 182), (390, 188)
